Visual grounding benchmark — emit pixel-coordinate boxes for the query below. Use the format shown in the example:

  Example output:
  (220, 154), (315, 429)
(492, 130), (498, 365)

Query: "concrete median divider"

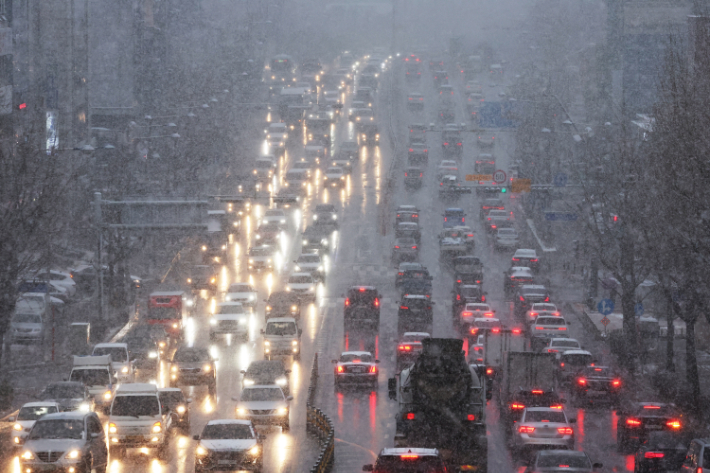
(306, 352), (334, 473)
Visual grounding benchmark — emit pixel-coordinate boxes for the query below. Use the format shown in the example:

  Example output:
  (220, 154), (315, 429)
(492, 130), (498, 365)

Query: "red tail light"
(374, 298), (379, 307)
(512, 258), (519, 261)
(462, 312), (473, 317)
(462, 217), (465, 223)
(369, 365), (377, 373)
(401, 454), (418, 460)
(491, 327), (500, 333)
(484, 312), (494, 317)
(547, 349), (559, 353)
(405, 172), (408, 177)
(491, 225), (497, 229)
(481, 295), (486, 302)
(511, 403), (525, 409)
(412, 246), (417, 249)
(470, 328), (478, 335)
(395, 245), (400, 249)
(405, 412), (415, 420)
(644, 452), (665, 459)
(444, 142), (449, 145)
(531, 390), (543, 394)
(398, 272), (403, 276)
(419, 173), (423, 177)
(577, 378), (587, 385)
(409, 148), (413, 152)
(612, 379), (621, 387)
(486, 368), (493, 375)
(544, 296), (550, 302)
(457, 142), (462, 146)
(520, 296), (525, 301)
(531, 258), (538, 262)
(337, 366), (344, 373)
(667, 420), (681, 429)
(344, 298), (350, 306)
(644, 405), (661, 409)
(456, 294), (461, 301)
(530, 312), (538, 317)
(400, 306), (409, 310)
(550, 405), (563, 409)
(512, 328), (521, 335)
(399, 345), (412, 351)
(467, 414), (476, 421)
(518, 426), (535, 433)
(557, 427), (573, 435)
(626, 418), (642, 427)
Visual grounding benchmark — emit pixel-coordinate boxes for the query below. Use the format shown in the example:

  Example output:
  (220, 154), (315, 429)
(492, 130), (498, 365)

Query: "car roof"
(514, 249), (537, 257)
(248, 360), (285, 370)
(266, 317), (297, 323)
(403, 294), (428, 300)
(341, 351), (372, 357)
(380, 447), (439, 456)
(38, 412), (90, 421)
(94, 343), (127, 348)
(521, 285), (547, 290)
(536, 450), (587, 458)
(550, 338), (579, 343)
(402, 332), (431, 338)
(115, 383), (158, 394)
(560, 350), (592, 356)
(22, 401), (61, 408)
(157, 387), (183, 393)
(206, 419), (253, 427)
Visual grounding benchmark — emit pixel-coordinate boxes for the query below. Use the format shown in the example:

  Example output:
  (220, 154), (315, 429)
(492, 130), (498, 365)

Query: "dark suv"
(343, 286), (381, 332)
(170, 347), (217, 395)
(265, 292), (301, 320)
(451, 284), (486, 318)
(397, 295), (434, 335)
(616, 402), (683, 452)
(514, 284), (550, 317)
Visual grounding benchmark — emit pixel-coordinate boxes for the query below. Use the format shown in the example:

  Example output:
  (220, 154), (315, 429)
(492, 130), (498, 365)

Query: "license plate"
(351, 367), (366, 373)
(126, 435), (143, 442)
(218, 460), (237, 465)
(646, 425), (662, 430)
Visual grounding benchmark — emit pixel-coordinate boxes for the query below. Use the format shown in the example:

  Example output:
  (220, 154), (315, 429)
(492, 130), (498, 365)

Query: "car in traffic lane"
(333, 351), (379, 390)
(234, 385), (292, 432)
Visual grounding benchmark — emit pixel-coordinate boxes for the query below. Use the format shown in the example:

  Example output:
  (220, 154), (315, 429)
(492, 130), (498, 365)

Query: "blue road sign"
(597, 299), (615, 315)
(554, 173), (568, 187)
(478, 101), (520, 128)
(544, 212), (578, 221)
(635, 302), (644, 317)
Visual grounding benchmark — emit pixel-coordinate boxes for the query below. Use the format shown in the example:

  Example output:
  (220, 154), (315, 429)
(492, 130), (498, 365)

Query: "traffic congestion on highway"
(3, 33), (703, 473)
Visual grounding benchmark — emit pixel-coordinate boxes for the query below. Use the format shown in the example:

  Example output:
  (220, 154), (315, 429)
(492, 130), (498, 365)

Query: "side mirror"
(186, 398), (193, 404)
(430, 302), (436, 305)
(193, 434), (200, 441)
(363, 465), (374, 472)
(592, 463), (603, 470)
(286, 396), (294, 401)
(567, 321), (572, 325)
(8, 416), (15, 422)
(258, 434), (267, 441)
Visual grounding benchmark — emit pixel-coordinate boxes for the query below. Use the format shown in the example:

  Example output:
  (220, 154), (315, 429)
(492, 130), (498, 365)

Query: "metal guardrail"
(306, 352), (335, 473)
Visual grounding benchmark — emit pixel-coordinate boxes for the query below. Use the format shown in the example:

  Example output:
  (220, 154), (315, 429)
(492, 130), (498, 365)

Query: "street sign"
(553, 173), (568, 187)
(465, 174), (492, 181)
(600, 316), (610, 327)
(544, 212), (578, 221)
(635, 302), (644, 317)
(511, 178), (531, 193)
(597, 299), (615, 315)
(493, 170), (507, 184)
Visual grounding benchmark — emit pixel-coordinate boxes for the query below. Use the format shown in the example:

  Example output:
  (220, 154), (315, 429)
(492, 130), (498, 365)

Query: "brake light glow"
(550, 405), (563, 409)
(578, 378), (587, 385)
(667, 420), (681, 429)
(511, 403), (525, 409)
(532, 390), (543, 394)
(644, 405), (661, 409)
(626, 418), (642, 427)
(512, 328), (521, 335)
(399, 345), (412, 351)
(369, 366), (377, 373)
(456, 294), (461, 301)
(337, 366), (344, 373)
(374, 298), (379, 307)
(401, 454), (419, 460)
(462, 312), (473, 317)
(491, 327), (500, 333)
(400, 306), (409, 310)
(395, 246), (400, 249)
(486, 368), (493, 375)
(470, 328), (478, 335)
(344, 298), (350, 306)
(359, 287), (366, 292)
(405, 412), (415, 420)
(612, 379), (621, 387)
(467, 414), (475, 421)
(518, 426), (535, 433)
(558, 427), (573, 434)
(484, 312), (494, 317)
(644, 452), (665, 459)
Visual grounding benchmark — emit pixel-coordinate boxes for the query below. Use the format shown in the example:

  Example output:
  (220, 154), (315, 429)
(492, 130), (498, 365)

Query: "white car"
(460, 303), (494, 321)
(225, 283), (258, 307)
(33, 270), (77, 297)
(210, 302), (249, 342)
(266, 122), (288, 141)
(436, 160), (459, 180)
(453, 225), (475, 249)
(545, 338), (582, 358)
(469, 317), (502, 337)
(324, 167), (346, 187)
(261, 209), (288, 228)
(495, 228), (519, 250)
(92, 343), (133, 382)
(305, 140), (325, 160)
(294, 253), (325, 280)
(531, 315), (569, 337)
(194, 420), (263, 471)
(10, 402), (60, 446)
(525, 302), (560, 325)
(285, 272), (317, 302)
(234, 385), (292, 431)
(513, 407), (575, 453)
(469, 335), (485, 363)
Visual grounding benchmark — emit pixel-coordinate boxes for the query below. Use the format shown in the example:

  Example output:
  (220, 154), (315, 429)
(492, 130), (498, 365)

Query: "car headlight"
(13, 423), (22, 431)
(276, 377), (287, 386)
(171, 366), (178, 372)
(280, 219), (286, 224)
(187, 278), (192, 284)
(236, 408), (247, 415)
(264, 340), (270, 346)
(249, 258), (254, 263)
(210, 278), (216, 283)
(309, 286), (315, 291)
(177, 405), (186, 414)
(285, 287), (291, 292)
(225, 295), (231, 301)
(202, 245), (207, 251)
(266, 305), (272, 311)
(302, 239), (308, 245)
(203, 364), (211, 372)
(104, 390), (112, 400)
(210, 318), (217, 326)
(65, 450), (81, 460)
(186, 299), (194, 307)
(321, 238), (328, 245)
(196, 445), (208, 456)
(248, 295), (255, 301)
(277, 408), (289, 416)
(244, 379), (255, 386)
(291, 305), (298, 312)
(333, 215), (338, 220)
(238, 318), (247, 325)
(108, 423), (117, 434)
(121, 366), (129, 374)
(152, 422), (162, 433)
(21, 450), (34, 460)
(292, 340), (298, 346)
(249, 445), (260, 456)
(172, 323), (178, 329)
(148, 351), (158, 358)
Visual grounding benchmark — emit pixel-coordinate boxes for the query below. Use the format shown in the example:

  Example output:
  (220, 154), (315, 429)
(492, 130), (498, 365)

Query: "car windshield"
(158, 391), (184, 407)
(461, 287), (482, 297)
(43, 385), (84, 400)
(111, 395), (160, 417)
(561, 354), (592, 366)
(147, 307), (179, 321)
(340, 353), (373, 363)
(349, 290), (376, 304)
(403, 299), (429, 309)
(173, 349), (209, 363)
(552, 340), (580, 348)
(536, 453), (590, 469)
(228, 284), (251, 293)
(18, 405), (58, 421)
(29, 420), (84, 440)
(538, 318), (565, 326)
(265, 322), (297, 335)
(583, 366), (612, 376)
(374, 457), (445, 473)
(534, 304), (557, 311)
(525, 410), (567, 423)
(241, 387), (283, 402)
(93, 347), (127, 362)
(402, 334), (428, 343)
(12, 312), (42, 324)
(498, 229), (517, 236)
(217, 304), (244, 315)
(201, 423), (253, 440)
(298, 255), (320, 263)
(255, 161), (273, 169)
(265, 210), (283, 217)
(249, 247), (272, 256)
(122, 336), (155, 352)
(70, 369), (110, 386)
(289, 275), (313, 284)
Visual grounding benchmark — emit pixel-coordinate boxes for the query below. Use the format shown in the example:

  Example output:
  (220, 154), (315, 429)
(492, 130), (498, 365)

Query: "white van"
(70, 355), (115, 412)
(108, 383), (169, 459)
(9, 294), (50, 344)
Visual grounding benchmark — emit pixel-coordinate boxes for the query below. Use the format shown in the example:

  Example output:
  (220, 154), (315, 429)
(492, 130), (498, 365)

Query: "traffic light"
(501, 187), (507, 193)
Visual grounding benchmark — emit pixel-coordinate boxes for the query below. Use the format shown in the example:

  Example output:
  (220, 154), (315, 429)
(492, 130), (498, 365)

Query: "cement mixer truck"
(388, 338), (488, 472)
